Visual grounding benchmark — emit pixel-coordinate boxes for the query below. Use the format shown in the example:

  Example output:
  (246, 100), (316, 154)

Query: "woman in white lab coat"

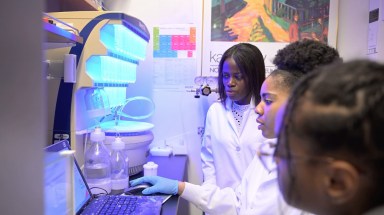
(201, 43), (267, 189)
(131, 39), (341, 214)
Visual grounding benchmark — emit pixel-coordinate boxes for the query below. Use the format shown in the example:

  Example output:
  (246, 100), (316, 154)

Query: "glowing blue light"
(86, 55), (137, 85)
(104, 87), (126, 108)
(100, 24), (148, 61)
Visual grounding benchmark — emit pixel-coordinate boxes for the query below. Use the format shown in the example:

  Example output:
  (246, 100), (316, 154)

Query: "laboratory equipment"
(101, 96), (155, 176)
(84, 87), (111, 121)
(45, 11), (152, 170)
(83, 127), (111, 194)
(189, 76), (218, 98)
(110, 137), (129, 194)
(102, 120), (154, 176)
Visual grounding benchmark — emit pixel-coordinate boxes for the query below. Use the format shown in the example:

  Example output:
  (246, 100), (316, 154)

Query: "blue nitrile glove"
(130, 176), (179, 195)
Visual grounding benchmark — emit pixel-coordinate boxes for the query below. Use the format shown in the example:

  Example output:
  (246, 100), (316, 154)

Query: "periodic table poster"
(152, 25), (198, 89)
(153, 25), (197, 58)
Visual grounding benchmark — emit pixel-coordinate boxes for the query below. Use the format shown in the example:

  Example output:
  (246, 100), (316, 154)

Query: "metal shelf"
(43, 14), (84, 49)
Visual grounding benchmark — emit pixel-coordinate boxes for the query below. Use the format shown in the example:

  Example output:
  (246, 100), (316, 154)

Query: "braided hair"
(278, 59), (384, 208)
(217, 43), (266, 106)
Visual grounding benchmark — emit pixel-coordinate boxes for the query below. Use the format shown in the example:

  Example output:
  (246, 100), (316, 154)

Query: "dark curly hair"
(218, 43), (265, 106)
(273, 39), (342, 74)
(279, 59), (384, 211)
(268, 39), (341, 95)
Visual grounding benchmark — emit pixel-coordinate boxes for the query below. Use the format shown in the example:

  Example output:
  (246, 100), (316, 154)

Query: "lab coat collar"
(224, 97), (257, 110)
(225, 97), (257, 136)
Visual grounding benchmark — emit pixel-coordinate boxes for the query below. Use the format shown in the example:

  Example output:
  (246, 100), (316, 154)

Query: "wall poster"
(201, 0), (339, 77)
(152, 24), (198, 90)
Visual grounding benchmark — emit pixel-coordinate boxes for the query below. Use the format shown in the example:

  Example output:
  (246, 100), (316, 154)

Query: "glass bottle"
(110, 137), (129, 194)
(83, 127), (111, 195)
(84, 88), (111, 119)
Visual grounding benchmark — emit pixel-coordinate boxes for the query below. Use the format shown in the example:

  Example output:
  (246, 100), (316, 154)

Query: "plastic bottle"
(143, 161), (158, 176)
(83, 127), (111, 195)
(110, 137), (129, 194)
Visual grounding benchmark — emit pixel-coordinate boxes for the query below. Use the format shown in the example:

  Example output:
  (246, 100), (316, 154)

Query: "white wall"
(0, 0), (45, 214)
(337, 0), (384, 61)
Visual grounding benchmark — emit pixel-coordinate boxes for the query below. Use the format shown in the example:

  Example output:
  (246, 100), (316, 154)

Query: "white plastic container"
(143, 161), (158, 176)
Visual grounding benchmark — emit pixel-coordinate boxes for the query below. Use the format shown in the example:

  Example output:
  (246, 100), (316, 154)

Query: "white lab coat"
(181, 152), (306, 215)
(201, 97), (267, 189)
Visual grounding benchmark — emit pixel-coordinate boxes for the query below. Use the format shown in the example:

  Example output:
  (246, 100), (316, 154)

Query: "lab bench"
(131, 155), (188, 215)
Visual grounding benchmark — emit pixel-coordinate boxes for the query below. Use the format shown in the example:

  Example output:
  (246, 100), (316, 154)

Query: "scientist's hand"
(130, 176), (179, 195)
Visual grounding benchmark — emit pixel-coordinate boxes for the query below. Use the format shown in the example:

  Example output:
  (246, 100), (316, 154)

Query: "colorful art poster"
(202, 0), (339, 77)
(153, 25), (197, 58)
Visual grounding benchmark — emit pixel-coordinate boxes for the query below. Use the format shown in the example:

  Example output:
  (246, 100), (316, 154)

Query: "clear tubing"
(117, 96), (155, 120)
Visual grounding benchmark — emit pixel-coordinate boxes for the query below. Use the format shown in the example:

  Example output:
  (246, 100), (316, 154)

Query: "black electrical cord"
(90, 187), (109, 198)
